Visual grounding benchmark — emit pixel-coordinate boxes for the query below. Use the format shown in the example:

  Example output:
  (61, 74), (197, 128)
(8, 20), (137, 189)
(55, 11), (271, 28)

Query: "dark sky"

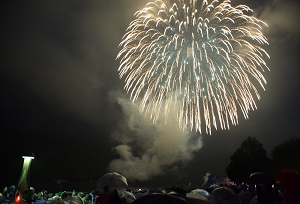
(1, 0), (300, 190)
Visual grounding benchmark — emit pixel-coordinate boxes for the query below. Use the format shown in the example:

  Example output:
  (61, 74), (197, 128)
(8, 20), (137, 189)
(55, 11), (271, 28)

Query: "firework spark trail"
(117, 0), (269, 134)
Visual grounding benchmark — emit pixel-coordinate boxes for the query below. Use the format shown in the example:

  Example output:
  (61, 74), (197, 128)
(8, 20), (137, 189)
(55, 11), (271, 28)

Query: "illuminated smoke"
(108, 94), (203, 182)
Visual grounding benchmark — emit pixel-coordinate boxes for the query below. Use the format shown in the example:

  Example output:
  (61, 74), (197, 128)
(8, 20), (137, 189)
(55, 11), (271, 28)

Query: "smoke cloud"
(108, 92), (203, 182)
(259, 0), (300, 42)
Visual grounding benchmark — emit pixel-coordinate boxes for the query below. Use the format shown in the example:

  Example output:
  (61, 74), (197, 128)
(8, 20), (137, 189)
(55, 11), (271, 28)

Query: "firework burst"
(117, 0), (269, 134)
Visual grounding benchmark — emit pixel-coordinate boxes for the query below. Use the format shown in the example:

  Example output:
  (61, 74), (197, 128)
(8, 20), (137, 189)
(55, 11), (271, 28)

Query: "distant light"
(22, 152), (34, 159)
(16, 195), (21, 202)
(22, 156), (34, 159)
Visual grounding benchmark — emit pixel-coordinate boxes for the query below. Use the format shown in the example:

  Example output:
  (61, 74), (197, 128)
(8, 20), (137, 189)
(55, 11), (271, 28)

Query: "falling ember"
(117, 0), (270, 134)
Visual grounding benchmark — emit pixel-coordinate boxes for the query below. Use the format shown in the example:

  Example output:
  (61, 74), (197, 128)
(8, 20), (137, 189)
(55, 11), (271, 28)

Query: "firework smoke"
(108, 93), (202, 181)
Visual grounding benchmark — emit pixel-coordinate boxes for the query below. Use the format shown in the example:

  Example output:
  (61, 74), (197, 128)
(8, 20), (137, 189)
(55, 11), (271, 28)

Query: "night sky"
(1, 0), (300, 190)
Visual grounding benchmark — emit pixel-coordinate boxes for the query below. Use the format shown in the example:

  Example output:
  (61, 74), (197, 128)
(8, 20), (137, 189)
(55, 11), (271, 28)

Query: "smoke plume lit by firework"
(108, 94), (203, 181)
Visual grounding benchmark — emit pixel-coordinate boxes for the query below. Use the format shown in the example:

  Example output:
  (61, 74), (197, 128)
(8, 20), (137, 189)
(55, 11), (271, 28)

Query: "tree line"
(225, 136), (300, 184)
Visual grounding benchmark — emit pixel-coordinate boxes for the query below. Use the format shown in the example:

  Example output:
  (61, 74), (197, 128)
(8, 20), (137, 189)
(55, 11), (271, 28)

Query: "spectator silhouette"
(111, 189), (122, 204)
(96, 186), (112, 204)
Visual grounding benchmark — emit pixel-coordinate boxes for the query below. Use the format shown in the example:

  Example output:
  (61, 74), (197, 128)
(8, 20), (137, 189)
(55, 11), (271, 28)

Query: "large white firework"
(117, 0), (270, 134)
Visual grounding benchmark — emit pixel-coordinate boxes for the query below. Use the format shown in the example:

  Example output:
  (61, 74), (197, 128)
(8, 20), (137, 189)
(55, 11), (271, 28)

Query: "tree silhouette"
(226, 136), (271, 184)
(271, 137), (300, 173)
